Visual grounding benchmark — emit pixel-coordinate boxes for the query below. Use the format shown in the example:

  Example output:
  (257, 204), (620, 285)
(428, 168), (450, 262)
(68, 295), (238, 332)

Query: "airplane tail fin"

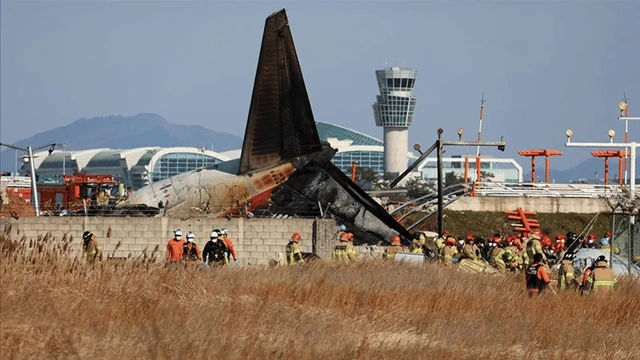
(238, 9), (322, 175)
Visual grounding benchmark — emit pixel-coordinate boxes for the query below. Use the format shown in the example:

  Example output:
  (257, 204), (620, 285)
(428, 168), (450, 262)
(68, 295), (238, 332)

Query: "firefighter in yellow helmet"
(286, 232), (305, 265)
(583, 255), (617, 294)
(383, 235), (403, 260)
(333, 231), (358, 264)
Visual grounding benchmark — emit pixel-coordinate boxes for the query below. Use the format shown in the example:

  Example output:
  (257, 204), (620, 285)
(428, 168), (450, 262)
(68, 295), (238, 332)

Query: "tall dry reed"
(1, 230), (638, 359)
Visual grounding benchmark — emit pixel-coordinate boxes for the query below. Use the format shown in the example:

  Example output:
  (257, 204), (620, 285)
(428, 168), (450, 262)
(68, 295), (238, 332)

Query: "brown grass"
(1, 230), (639, 360)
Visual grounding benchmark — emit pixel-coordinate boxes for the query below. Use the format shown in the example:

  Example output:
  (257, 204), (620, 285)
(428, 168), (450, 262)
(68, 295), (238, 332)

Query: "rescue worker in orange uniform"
(82, 231), (103, 263)
(525, 253), (550, 296)
(439, 237), (458, 267)
(553, 234), (566, 259)
(333, 231), (358, 264)
(183, 231), (202, 266)
(583, 255), (617, 294)
(219, 228), (239, 265)
(166, 229), (185, 265)
(286, 233), (305, 265)
(460, 233), (480, 261)
(383, 235), (404, 260)
(558, 253), (575, 291)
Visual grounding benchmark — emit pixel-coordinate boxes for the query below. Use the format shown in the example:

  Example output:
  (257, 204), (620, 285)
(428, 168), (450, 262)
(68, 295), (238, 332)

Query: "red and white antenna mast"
(475, 93), (486, 182)
(618, 94), (629, 184)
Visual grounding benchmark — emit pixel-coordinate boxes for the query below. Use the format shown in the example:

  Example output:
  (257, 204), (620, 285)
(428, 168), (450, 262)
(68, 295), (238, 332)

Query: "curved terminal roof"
(317, 122), (383, 147)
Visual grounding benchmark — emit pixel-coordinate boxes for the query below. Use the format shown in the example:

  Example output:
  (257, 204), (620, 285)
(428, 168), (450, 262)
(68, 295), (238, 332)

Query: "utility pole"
(391, 128), (506, 237)
(0, 142), (57, 216)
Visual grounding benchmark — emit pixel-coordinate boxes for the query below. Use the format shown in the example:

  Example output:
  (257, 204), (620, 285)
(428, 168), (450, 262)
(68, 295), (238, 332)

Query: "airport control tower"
(372, 66), (417, 176)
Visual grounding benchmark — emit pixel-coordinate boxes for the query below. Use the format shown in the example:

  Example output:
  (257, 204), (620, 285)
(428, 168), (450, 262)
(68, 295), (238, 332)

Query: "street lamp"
(0, 142), (57, 216)
(564, 129), (638, 273)
(391, 128), (506, 237)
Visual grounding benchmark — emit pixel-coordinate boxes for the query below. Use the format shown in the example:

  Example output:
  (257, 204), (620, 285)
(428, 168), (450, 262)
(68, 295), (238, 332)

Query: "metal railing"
(472, 182), (640, 198)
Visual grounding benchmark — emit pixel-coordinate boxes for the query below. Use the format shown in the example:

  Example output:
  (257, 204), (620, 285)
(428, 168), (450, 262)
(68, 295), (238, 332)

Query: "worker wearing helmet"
(558, 253), (576, 291)
(439, 237), (458, 267)
(504, 235), (522, 271)
(219, 228), (239, 265)
(599, 232), (611, 252)
(333, 232), (357, 264)
(409, 232), (424, 254)
(524, 232), (546, 267)
(166, 229), (185, 265)
(82, 231), (103, 263)
(553, 234), (566, 259)
(490, 235), (507, 271)
(582, 234), (598, 249)
(460, 233), (480, 261)
(286, 233), (305, 265)
(383, 235), (404, 260)
(183, 232), (202, 266)
(435, 231), (449, 252)
(583, 255), (617, 294)
(203, 230), (228, 267)
(525, 253), (550, 296)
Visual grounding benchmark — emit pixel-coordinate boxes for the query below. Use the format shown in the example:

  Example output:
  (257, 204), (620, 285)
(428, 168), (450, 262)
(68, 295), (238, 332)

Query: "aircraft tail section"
(238, 9), (322, 175)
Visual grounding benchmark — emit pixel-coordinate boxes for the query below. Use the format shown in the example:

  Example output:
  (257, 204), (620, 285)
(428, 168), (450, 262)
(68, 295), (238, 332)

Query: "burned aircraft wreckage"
(120, 9), (412, 244)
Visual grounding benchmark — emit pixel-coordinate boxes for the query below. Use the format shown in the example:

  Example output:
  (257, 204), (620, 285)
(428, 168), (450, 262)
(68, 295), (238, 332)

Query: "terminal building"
(21, 147), (233, 190)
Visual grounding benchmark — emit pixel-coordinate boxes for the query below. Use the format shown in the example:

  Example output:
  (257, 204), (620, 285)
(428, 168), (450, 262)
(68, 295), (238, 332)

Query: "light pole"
(564, 129), (638, 272)
(60, 143), (67, 176)
(391, 128), (506, 237)
(0, 142), (57, 216)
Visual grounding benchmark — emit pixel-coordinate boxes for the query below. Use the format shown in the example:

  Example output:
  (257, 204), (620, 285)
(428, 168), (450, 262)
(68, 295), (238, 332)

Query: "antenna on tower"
(475, 93), (486, 182)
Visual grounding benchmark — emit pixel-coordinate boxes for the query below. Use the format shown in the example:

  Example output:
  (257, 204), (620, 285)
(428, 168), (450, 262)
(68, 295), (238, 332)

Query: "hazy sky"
(1, 1), (639, 170)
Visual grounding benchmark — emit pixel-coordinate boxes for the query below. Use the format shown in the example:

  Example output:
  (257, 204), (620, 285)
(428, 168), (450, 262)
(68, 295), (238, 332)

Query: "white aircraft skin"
(123, 161), (298, 218)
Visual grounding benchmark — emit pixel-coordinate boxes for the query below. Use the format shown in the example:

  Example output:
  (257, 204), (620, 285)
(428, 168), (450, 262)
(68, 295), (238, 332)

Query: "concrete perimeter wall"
(0, 217), (339, 265)
(448, 196), (611, 213)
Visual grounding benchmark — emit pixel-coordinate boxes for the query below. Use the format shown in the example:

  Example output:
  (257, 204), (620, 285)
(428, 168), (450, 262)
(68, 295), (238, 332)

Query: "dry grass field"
(1, 230), (639, 360)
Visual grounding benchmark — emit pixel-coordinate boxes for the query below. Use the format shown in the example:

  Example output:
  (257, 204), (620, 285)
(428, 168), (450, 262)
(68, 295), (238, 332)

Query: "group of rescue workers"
(80, 224), (619, 295)
(164, 228), (239, 268)
(324, 226), (619, 296)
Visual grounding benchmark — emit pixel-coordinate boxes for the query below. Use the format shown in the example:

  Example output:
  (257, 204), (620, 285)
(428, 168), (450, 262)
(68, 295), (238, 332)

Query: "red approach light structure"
(591, 150), (625, 185)
(505, 208), (540, 233)
(518, 149), (562, 184)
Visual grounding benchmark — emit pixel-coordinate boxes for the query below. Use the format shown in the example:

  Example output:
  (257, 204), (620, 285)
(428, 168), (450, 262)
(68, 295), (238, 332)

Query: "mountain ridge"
(0, 113), (243, 172)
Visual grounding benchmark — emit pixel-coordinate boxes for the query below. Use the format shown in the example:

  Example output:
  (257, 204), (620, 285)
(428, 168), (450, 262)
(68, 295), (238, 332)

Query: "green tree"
(405, 177), (436, 198)
(354, 166), (378, 190)
(444, 172), (464, 188)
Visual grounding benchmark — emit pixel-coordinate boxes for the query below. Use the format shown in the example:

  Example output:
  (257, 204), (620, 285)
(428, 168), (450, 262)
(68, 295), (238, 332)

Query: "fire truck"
(38, 173), (120, 212)
(1, 173), (121, 212)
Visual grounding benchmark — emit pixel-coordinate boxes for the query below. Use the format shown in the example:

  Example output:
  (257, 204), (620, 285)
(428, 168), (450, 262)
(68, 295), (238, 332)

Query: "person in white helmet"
(183, 231), (202, 266)
(220, 228), (239, 265)
(203, 230), (228, 267)
(166, 229), (185, 265)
